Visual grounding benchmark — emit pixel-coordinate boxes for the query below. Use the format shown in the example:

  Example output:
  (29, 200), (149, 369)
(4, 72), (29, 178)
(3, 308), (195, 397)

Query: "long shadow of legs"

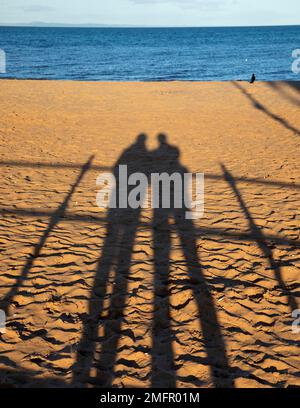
(152, 209), (175, 387)
(94, 209), (141, 386)
(233, 81), (300, 136)
(73, 208), (142, 387)
(0, 155), (94, 315)
(151, 207), (234, 387)
(221, 164), (298, 313)
(174, 210), (234, 387)
(72, 207), (122, 386)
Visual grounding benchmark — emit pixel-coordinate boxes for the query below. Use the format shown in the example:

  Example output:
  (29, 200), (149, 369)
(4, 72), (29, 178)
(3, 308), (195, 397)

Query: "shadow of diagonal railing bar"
(221, 163), (298, 313)
(1, 206), (300, 249)
(267, 82), (300, 107)
(286, 81), (300, 96)
(0, 156), (94, 315)
(233, 81), (300, 136)
(0, 159), (300, 190)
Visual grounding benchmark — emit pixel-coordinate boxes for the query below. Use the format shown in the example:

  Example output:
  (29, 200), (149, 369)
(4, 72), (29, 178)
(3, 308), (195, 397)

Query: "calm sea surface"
(0, 26), (300, 81)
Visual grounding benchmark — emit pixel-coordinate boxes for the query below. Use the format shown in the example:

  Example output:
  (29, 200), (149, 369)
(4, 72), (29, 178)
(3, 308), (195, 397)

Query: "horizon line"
(1, 23), (300, 29)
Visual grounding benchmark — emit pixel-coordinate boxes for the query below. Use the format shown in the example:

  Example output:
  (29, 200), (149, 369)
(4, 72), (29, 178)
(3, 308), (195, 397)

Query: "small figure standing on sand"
(250, 73), (256, 84)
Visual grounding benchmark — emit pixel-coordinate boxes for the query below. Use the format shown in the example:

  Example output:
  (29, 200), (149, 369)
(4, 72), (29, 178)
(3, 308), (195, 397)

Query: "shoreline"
(1, 24), (300, 28)
(1, 78), (299, 83)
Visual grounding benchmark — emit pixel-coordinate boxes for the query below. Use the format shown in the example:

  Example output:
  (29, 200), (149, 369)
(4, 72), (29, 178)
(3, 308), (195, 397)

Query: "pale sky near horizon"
(1, 0), (300, 27)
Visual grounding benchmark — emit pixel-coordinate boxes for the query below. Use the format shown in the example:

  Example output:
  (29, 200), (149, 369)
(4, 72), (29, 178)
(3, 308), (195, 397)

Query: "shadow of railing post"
(0, 156), (94, 315)
(221, 163), (298, 313)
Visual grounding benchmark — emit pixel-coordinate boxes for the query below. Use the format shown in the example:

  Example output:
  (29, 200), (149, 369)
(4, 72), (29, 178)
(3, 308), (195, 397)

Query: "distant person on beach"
(250, 73), (256, 84)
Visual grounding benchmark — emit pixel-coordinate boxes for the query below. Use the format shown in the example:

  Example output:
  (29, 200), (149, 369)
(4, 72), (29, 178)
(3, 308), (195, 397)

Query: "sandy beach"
(0, 79), (299, 388)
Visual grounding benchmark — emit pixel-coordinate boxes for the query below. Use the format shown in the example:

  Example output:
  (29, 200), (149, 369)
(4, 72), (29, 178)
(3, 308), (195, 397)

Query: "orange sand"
(0, 80), (299, 388)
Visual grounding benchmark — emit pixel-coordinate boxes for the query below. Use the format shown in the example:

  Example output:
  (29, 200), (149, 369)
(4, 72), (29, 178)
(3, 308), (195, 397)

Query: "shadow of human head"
(136, 133), (147, 146)
(158, 133), (167, 144)
(114, 133), (149, 176)
(129, 132), (148, 156)
(154, 133), (181, 170)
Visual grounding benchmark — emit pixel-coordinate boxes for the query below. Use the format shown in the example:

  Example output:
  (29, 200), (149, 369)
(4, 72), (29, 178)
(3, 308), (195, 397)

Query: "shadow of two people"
(73, 133), (234, 388)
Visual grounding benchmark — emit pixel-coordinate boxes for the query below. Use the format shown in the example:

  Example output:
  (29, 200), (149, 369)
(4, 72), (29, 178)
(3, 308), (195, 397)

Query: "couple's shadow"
(73, 134), (234, 388)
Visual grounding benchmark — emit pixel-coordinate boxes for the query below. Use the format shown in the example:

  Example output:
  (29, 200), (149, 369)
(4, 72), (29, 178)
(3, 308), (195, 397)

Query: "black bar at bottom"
(1, 388), (299, 406)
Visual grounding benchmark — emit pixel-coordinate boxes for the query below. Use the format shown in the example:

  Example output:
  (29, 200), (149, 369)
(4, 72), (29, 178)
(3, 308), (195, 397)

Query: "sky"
(1, 0), (300, 27)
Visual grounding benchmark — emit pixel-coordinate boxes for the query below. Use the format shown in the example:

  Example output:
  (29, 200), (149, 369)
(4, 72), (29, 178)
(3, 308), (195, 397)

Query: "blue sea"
(0, 26), (300, 81)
